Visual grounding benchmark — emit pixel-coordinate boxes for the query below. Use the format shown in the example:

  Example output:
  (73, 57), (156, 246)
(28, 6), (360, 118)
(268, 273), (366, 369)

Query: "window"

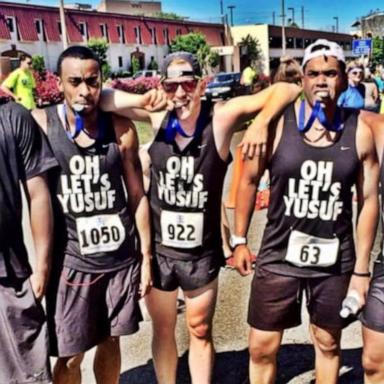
(79, 22), (88, 41)
(269, 36), (282, 48)
(286, 37), (294, 49)
(304, 38), (312, 48)
(118, 56), (123, 67)
(150, 27), (157, 44)
(163, 28), (169, 45)
(100, 24), (108, 39)
(176, 28), (182, 36)
(6, 17), (14, 33)
(134, 26), (142, 44)
(117, 25), (125, 43)
(35, 20), (41, 34)
(58, 21), (62, 35)
(295, 38), (303, 49)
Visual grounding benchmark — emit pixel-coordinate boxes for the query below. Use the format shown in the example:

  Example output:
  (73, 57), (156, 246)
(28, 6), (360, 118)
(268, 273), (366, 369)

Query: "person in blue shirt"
(338, 61), (365, 109)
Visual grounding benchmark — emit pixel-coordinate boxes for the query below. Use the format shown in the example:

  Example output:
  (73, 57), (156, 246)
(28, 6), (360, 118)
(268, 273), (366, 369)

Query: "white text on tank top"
(157, 155), (208, 248)
(57, 154), (125, 255)
(284, 159), (342, 267)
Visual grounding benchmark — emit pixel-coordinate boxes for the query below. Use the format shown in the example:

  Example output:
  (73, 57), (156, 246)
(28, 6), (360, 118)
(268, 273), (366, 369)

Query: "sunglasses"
(162, 79), (198, 93)
(350, 69), (363, 75)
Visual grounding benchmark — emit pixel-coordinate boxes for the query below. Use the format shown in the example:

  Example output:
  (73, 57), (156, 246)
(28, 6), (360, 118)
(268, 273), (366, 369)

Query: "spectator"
(1, 53), (36, 110)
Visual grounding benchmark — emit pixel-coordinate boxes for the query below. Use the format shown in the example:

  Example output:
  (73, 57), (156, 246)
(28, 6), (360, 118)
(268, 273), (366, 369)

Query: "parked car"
(132, 70), (160, 80)
(205, 72), (245, 100)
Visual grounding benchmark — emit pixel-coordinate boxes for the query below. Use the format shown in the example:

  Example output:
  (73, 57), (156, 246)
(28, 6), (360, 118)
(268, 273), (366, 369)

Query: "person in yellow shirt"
(240, 59), (257, 94)
(1, 54), (36, 110)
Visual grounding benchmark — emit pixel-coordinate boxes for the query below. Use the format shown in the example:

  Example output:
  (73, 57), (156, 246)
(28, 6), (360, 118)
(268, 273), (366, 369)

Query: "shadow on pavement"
(119, 344), (363, 383)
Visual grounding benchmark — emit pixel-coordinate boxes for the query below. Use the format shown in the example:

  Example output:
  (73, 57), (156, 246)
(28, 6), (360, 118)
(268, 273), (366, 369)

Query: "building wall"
(97, 0), (162, 16)
(0, 2), (223, 73)
(361, 12), (384, 37)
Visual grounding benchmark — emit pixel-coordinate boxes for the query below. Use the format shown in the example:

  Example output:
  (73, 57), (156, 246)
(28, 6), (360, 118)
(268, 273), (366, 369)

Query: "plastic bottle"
(339, 290), (361, 318)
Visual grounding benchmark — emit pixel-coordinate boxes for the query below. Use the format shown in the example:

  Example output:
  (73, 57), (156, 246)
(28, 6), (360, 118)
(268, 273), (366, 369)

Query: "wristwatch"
(230, 235), (247, 249)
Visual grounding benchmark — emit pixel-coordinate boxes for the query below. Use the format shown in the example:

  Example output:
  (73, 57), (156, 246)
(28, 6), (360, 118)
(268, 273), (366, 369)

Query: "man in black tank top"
(100, 53), (302, 383)
(234, 40), (380, 383)
(32, 46), (155, 383)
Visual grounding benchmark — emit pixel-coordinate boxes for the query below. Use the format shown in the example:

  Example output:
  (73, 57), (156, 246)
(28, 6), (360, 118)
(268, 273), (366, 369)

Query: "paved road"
(22, 132), (366, 383)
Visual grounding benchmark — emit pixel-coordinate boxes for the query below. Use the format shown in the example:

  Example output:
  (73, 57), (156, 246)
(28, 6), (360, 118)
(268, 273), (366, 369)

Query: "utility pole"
(272, 11), (275, 25)
(281, 0), (286, 55)
(228, 5), (235, 27)
(220, 0), (224, 24)
(301, 6), (304, 28)
(59, 0), (68, 49)
(333, 16), (339, 33)
(288, 7), (295, 25)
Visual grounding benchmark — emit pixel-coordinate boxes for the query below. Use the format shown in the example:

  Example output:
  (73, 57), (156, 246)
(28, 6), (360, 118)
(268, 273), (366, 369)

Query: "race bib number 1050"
(76, 214), (126, 255)
(160, 210), (203, 249)
(285, 230), (339, 267)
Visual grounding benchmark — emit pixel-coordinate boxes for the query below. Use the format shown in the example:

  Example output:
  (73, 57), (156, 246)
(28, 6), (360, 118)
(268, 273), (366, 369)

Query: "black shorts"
(361, 273), (384, 332)
(0, 277), (51, 383)
(153, 252), (224, 291)
(248, 267), (352, 331)
(47, 262), (142, 357)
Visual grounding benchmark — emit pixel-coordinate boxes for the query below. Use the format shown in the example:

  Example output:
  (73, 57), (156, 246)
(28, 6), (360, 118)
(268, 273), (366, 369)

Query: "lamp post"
(333, 16), (339, 33)
(281, 0), (286, 55)
(59, 0), (68, 49)
(288, 7), (295, 25)
(228, 5), (235, 26)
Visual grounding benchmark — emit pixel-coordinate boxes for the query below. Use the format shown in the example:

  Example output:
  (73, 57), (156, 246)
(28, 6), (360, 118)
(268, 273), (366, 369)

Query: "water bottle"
(339, 290), (361, 318)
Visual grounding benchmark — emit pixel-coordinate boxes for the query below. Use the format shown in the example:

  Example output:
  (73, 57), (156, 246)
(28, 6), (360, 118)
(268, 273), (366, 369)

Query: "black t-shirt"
(0, 102), (57, 278)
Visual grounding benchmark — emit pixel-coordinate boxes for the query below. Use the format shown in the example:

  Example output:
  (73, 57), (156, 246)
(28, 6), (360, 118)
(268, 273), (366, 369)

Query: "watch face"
(230, 235), (246, 248)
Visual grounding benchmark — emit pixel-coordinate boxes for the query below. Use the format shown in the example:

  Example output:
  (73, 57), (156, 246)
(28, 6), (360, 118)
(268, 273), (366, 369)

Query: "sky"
(7, 0), (383, 34)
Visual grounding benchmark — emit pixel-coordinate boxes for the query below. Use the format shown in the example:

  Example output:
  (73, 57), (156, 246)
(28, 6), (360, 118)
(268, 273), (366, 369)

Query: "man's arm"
(213, 82), (301, 159)
(26, 174), (54, 300)
(113, 114), (152, 296)
(233, 150), (268, 276)
(99, 88), (167, 125)
(1, 71), (20, 102)
(351, 117), (380, 304)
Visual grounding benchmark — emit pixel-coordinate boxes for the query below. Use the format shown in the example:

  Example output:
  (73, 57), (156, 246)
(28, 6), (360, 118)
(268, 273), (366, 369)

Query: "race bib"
(285, 230), (339, 267)
(160, 210), (203, 248)
(76, 214), (126, 255)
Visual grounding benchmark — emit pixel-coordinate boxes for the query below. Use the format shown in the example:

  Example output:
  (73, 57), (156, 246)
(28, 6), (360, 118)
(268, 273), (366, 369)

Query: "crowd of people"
(2, 38), (384, 384)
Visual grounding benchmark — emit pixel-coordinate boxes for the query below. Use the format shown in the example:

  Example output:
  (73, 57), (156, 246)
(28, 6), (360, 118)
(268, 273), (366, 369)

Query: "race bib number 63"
(285, 230), (339, 267)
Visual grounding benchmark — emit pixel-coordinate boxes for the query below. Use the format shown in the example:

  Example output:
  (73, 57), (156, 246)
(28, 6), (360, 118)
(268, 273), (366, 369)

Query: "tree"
(31, 55), (46, 75)
(170, 32), (218, 73)
(371, 36), (384, 68)
(240, 34), (263, 72)
(87, 38), (111, 80)
(154, 11), (186, 20)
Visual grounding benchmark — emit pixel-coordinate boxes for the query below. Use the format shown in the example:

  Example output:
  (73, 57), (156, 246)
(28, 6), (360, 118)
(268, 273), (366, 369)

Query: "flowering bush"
(34, 71), (63, 106)
(108, 76), (160, 94)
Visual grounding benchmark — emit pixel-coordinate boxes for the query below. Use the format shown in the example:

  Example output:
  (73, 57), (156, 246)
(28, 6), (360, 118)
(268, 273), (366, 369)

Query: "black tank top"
(257, 103), (360, 277)
(373, 150), (384, 277)
(148, 105), (231, 260)
(46, 105), (137, 273)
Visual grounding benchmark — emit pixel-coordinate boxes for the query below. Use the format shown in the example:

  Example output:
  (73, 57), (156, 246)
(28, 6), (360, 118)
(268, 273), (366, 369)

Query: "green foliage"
(154, 11), (185, 20)
(87, 38), (110, 79)
(32, 55), (46, 74)
(147, 58), (159, 70)
(170, 32), (219, 73)
(371, 36), (384, 67)
(240, 34), (263, 69)
(208, 50), (220, 68)
(131, 56), (140, 75)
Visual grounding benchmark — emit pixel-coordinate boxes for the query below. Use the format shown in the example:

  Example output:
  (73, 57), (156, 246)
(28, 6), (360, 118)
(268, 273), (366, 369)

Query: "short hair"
(346, 60), (364, 73)
(19, 53), (32, 62)
(57, 45), (101, 76)
(272, 56), (303, 85)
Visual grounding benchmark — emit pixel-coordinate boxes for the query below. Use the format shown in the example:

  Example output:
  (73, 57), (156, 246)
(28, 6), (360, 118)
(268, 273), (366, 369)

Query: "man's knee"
(188, 318), (212, 340)
(312, 326), (340, 355)
(363, 350), (384, 376)
(57, 353), (85, 371)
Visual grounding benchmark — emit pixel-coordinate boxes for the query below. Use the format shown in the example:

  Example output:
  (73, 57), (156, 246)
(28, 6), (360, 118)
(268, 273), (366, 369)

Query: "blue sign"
(352, 39), (372, 56)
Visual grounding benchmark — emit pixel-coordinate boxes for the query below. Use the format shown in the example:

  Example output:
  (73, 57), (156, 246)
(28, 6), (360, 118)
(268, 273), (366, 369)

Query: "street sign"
(352, 39), (372, 56)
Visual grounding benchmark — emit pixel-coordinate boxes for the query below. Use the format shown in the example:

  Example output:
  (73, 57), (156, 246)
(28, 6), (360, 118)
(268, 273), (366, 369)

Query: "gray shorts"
(153, 253), (224, 291)
(0, 277), (51, 383)
(47, 262), (142, 357)
(248, 267), (352, 330)
(361, 272), (384, 332)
